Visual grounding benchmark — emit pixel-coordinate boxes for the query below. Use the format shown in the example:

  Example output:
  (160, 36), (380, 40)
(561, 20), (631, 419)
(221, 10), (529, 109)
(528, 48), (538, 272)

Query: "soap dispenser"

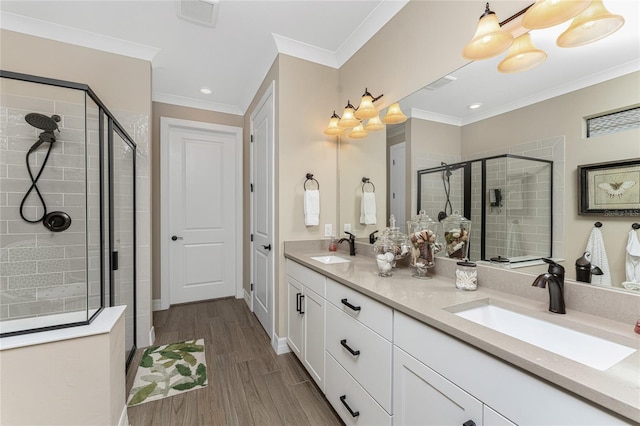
(575, 251), (604, 283)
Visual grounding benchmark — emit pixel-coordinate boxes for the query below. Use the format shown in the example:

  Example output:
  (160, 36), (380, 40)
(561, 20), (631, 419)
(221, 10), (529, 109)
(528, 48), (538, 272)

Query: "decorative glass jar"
(373, 232), (396, 277)
(442, 210), (471, 260)
(455, 260), (477, 291)
(406, 210), (442, 279)
(385, 215), (411, 262)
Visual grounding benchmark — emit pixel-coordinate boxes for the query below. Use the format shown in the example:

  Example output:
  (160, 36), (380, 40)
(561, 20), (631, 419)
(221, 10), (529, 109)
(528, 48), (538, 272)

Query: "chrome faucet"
(532, 258), (566, 314)
(338, 231), (357, 256)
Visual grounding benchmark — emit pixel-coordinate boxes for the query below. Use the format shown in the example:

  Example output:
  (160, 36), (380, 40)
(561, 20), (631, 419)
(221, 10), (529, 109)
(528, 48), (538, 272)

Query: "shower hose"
(19, 142), (55, 223)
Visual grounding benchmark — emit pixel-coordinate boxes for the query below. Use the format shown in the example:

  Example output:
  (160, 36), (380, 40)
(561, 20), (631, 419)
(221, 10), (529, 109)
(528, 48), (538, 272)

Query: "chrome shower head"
(24, 113), (60, 131)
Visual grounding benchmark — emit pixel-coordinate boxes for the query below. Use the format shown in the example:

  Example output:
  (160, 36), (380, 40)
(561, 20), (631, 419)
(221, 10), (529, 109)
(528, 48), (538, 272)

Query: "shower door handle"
(171, 235), (183, 241)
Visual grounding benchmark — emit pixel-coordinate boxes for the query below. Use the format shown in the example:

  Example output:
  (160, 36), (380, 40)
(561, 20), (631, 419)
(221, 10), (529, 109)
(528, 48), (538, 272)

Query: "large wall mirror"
(337, 0), (639, 291)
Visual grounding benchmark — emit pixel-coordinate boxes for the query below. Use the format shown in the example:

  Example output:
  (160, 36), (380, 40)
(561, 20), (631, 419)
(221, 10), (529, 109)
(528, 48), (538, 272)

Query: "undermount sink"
(310, 255), (351, 265)
(450, 300), (636, 371)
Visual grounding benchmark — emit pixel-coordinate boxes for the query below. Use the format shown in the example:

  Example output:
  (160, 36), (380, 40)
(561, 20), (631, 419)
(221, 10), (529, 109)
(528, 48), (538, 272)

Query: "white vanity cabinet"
(325, 278), (393, 424)
(393, 312), (627, 426)
(286, 259), (326, 391)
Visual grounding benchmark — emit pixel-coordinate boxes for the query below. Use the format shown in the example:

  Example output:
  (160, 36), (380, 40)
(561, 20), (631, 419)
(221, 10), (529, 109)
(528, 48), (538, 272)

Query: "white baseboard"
(272, 333), (291, 355)
(152, 299), (164, 311)
(119, 404), (129, 426)
(243, 288), (252, 311)
(148, 326), (155, 346)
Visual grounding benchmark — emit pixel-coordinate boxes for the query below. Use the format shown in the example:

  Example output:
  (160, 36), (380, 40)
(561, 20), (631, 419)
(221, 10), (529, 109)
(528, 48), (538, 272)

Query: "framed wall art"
(578, 158), (640, 215)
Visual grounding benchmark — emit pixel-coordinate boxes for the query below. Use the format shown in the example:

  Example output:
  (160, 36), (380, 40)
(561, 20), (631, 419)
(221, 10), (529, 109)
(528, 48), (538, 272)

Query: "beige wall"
(151, 102), (244, 300)
(462, 72), (640, 286)
(0, 311), (125, 425)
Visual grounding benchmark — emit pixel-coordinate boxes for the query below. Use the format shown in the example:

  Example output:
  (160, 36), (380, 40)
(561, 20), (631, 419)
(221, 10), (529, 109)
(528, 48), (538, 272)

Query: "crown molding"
(0, 11), (160, 62)
(153, 92), (243, 116)
(272, 33), (338, 68)
(410, 107), (462, 127)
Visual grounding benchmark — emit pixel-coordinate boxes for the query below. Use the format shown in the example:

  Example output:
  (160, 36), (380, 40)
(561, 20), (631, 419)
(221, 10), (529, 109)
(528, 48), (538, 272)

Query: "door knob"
(171, 235), (183, 241)
(262, 244), (271, 251)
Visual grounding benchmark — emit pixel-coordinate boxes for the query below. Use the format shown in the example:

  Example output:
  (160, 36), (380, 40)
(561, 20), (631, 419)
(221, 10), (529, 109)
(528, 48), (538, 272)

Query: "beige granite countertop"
(284, 242), (640, 424)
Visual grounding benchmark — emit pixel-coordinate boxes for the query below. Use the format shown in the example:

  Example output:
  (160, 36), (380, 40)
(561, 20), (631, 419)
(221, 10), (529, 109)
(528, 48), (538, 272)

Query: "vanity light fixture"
(348, 123), (368, 139)
(354, 88), (384, 119)
(323, 111), (344, 136)
(498, 33), (548, 73)
(382, 102), (408, 124)
(338, 100), (361, 128)
(462, 2), (514, 60)
(522, 0), (591, 29)
(556, 0), (625, 48)
(364, 114), (386, 132)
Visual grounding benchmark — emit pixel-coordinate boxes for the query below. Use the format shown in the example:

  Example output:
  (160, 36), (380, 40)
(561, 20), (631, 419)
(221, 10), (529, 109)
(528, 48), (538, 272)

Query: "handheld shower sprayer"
(20, 113), (71, 232)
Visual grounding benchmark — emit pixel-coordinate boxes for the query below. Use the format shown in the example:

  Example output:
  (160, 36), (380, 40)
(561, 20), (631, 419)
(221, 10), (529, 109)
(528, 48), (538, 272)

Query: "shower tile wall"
(466, 136), (565, 260)
(0, 84), (99, 323)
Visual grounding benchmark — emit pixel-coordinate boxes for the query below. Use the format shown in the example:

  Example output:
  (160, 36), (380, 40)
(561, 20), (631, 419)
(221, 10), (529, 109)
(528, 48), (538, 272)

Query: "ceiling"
(0, 0), (407, 115)
(1, 1), (637, 122)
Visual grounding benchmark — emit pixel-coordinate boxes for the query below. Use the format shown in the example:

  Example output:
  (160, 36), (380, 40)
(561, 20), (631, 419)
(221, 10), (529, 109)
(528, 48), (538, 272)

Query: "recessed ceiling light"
(468, 103), (482, 109)
(200, 87), (212, 95)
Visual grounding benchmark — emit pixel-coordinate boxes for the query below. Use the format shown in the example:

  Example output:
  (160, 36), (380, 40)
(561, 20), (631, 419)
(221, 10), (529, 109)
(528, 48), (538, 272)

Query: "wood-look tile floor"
(126, 298), (343, 426)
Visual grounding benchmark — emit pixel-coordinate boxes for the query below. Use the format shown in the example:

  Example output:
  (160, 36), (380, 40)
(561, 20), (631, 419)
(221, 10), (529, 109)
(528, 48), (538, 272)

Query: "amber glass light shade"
(364, 114), (385, 132)
(522, 0), (591, 29)
(348, 123), (368, 139)
(498, 33), (548, 73)
(556, 0), (625, 48)
(382, 103), (408, 124)
(338, 101), (360, 128)
(323, 111), (344, 136)
(355, 92), (378, 120)
(462, 4), (513, 60)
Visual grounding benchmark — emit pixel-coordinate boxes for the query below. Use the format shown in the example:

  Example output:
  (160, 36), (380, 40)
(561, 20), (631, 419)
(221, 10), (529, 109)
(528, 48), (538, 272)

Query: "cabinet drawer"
(286, 259), (326, 296)
(325, 353), (392, 426)
(326, 303), (392, 413)
(326, 278), (392, 340)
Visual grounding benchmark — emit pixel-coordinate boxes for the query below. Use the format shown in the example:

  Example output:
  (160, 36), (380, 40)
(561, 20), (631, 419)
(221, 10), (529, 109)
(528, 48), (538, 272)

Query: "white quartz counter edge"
(284, 249), (640, 424)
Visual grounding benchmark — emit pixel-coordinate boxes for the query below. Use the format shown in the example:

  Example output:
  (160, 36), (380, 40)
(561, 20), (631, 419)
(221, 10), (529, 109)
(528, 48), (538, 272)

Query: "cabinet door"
(484, 405), (516, 426)
(287, 276), (304, 360)
(393, 346), (482, 426)
(303, 288), (325, 391)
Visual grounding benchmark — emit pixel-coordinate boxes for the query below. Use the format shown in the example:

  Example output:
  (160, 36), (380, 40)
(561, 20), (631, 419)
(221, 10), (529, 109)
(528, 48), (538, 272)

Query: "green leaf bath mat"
(127, 339), (207, 406)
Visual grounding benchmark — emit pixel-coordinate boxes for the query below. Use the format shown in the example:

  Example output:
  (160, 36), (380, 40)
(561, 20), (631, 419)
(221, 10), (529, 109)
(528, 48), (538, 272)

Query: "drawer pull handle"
(463, 421), (476, 426)
(339, 395), (360, 418)
(341, 298), (361, 312)
(296, 293), (301, 313)
(299, 294), (305, 315)
(340, 339), (360, 356)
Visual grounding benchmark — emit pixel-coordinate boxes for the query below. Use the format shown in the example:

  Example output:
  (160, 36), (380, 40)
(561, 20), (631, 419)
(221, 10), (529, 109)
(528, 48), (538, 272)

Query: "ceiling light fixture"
(200, 87), (212, 95)
(556, 0), (625, 48)
(467, 103), (483, 110)
(462, 2), (514, 60)
(498, 33), (548, 73)
(522, 0), (591, 29)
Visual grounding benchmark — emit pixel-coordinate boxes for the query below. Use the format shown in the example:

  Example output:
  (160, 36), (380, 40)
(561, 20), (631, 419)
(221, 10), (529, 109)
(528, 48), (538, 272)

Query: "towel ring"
(594, 222), (602, 228)
(304, 173), (319, 190)
(362, 177), (375, 193)
(633, 223), (640, 230)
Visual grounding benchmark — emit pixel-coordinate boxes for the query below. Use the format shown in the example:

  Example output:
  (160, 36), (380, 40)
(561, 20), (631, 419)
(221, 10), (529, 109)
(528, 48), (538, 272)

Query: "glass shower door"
(111, 125), (136, 367)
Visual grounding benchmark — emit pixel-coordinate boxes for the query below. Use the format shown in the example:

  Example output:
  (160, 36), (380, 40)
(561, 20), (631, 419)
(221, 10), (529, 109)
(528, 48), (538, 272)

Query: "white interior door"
(390, 142), (407, 232)
(250, 82), (274, 338)
(166, 122), (239, 305)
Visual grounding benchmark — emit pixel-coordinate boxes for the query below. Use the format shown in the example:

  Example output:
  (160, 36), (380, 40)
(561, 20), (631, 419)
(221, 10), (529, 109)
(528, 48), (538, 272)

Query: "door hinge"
(112, 251), (119, 271)
(250, 134), (254, 143)
(251, 283), (254, 291)
(250, 183), (254, 192)
(251, 234), (254, 242)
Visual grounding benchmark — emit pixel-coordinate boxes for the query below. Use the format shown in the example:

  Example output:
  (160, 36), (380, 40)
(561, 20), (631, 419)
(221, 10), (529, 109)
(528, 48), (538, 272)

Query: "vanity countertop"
(284, 244), (640, 423)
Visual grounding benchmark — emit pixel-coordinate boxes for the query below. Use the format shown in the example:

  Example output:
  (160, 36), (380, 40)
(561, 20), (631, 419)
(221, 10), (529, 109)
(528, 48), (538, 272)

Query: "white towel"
(625, 229), (640, 283)
(304, 189), (319, 226)
(506, 221), (523, 258)
(360, 192), (377, 225)
(585, 227), (611, 286)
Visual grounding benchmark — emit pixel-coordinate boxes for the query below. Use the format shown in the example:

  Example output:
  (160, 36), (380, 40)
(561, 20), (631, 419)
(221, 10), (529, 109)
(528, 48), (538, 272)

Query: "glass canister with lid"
(373, 232), (396, 276)
(442, 210), (471, 260)
(385, 215), (411, 262)
(406, 210), (442, 279)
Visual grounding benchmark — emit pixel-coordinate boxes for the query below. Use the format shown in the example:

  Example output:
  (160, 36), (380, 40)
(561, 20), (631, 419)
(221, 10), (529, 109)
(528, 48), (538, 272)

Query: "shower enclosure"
(417, 154), (553, 263)
(0, 71), (137, 367)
